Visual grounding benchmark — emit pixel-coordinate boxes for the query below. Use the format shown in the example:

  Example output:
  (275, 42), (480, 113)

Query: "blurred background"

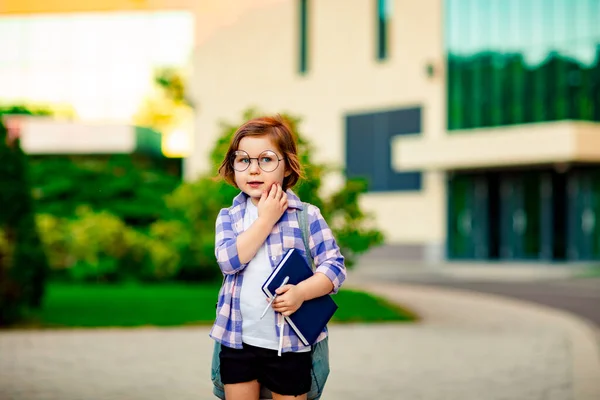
(1, 0), (600, 329)
(0, 1), (600, 399)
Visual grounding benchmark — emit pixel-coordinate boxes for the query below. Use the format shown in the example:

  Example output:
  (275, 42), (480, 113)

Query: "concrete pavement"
(1, 276), (599, 399)
(348, 281), (600, 400)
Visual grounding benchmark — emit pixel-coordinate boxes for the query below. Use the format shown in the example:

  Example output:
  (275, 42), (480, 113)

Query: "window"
(376, 0), (391, 60)
(299, 0), (309, 74)
(346, 108), (422, 192)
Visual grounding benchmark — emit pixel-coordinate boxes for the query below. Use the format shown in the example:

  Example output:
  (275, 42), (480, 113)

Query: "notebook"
(262, 248), (338, 346)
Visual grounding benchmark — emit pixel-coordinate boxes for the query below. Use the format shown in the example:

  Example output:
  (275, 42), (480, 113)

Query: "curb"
(350, 281), (600, 400)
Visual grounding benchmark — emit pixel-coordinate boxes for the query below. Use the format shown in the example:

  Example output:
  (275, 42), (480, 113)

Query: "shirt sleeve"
(306, 204), (346, 293)
(214, 208), (247, 275)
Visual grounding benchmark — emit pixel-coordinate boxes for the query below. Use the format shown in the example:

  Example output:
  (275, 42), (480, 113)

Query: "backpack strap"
(298, 202), (315, 271)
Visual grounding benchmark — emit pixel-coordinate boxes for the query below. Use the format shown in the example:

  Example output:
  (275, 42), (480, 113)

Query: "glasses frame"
(231, 150), (284, 173)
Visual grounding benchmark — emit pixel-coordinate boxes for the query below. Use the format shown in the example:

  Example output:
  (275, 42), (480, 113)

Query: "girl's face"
(234, 135), (290, 204)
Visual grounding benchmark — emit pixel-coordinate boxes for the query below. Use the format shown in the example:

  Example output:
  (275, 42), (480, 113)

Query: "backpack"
(211, 203), (330, 400)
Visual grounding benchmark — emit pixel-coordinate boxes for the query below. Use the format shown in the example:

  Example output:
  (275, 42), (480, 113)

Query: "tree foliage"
(134, 67), (193, 134)
(37, 208), (183, 283)
(28, 155), (181, 227)
(0, 113), (49, 325)
(165, 109), (384, 281)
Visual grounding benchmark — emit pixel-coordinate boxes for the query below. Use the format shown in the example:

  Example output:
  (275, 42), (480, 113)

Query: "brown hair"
(218, 115), (303, 190)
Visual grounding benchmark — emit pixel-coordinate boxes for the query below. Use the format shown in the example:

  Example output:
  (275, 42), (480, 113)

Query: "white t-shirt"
(239, 198), (279, 349)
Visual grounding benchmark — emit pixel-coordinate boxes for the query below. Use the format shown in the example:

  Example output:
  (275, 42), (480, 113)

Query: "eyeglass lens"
(232, 150), (280, 172)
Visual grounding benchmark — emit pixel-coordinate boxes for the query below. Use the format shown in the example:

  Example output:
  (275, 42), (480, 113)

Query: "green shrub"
(29, 155), (181, 227)
(37, 208), (181, 283)
(164, 175), (238, 281)
(26, 109), (383, 285)
(164, 109), (384, 281)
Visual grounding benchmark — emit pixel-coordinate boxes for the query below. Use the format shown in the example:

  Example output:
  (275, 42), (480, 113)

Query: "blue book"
(262, 248), (338, 346)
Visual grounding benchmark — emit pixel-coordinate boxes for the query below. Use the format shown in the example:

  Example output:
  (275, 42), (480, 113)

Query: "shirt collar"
(231, 188), (304, 210)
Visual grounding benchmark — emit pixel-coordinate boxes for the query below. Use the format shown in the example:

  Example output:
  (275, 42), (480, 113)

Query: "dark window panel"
(386, 107), (421, 135)
(298, 0), (308, 74)
(346, 108), (422, 192)
(346, 114), (376, 188)
(578, 48), (595, 120)
(512, 53), (526, 124)
(551, 53), (569, 121)
(565, 51), (583, 120)
(376, 0), (390, 61)
(447, 57), (459, 130)
(593, 45), (600, 121)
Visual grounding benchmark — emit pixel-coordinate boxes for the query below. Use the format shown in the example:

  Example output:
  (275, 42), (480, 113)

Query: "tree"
(134, 67), (194, 134)
(164, 109), (384, 281)
(0, 112), (50, 325)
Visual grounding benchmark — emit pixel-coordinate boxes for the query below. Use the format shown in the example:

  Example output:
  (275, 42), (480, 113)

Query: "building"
(187, 0), (600, 263)
(5, 0), (600, 263)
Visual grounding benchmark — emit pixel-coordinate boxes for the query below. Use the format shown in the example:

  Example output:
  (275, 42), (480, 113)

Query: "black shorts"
(219, 343), (312, 396)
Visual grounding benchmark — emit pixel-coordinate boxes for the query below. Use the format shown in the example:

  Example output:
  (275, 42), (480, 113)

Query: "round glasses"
(231, 150), (283, 172)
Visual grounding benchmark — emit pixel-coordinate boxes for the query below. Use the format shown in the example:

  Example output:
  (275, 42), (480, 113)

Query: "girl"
(211, 115), (346, 400)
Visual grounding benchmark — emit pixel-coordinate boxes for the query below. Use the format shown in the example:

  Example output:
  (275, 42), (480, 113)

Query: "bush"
(164, 109), (384, 281)
(28, 109), (384, 285)
(37, 208), (181, 283)
(29, 154), (181, 227)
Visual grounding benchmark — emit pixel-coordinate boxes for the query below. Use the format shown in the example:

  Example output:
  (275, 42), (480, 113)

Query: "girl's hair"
(218, 115), (303, 190)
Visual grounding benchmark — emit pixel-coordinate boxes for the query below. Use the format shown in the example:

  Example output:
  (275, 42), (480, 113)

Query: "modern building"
(187, 0), (600, 263)
(5, 0), (600, 263)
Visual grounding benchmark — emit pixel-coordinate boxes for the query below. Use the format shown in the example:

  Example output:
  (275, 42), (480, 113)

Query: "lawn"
(15, 283), (417, 329)
(577, 265), (600, 278)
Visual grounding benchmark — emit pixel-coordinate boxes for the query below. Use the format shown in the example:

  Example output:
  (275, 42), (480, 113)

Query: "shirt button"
(271, 256), (276, 261)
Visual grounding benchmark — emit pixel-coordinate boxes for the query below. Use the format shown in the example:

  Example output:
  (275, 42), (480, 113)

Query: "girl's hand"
(257, 183), (288, 226)
(272, 284), (305, 317)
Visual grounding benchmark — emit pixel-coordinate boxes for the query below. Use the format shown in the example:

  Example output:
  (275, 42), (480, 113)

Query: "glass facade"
(447, 167), (600, 261)
(446, 0), (600, 130)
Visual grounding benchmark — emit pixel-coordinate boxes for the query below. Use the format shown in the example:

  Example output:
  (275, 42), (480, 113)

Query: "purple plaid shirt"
(210, 189), (346, 353)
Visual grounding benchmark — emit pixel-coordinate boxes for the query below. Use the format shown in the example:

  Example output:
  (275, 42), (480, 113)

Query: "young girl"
(211, 115), (346, 400)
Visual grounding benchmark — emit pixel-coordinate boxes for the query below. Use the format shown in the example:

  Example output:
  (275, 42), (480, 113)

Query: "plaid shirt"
(210, 189), (346, 353)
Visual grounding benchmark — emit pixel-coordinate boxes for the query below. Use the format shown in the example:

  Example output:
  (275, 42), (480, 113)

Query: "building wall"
(187, 0), (446, 256)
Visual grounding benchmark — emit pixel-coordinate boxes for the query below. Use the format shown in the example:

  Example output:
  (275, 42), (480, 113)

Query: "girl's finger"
(275, 284), (292, 295)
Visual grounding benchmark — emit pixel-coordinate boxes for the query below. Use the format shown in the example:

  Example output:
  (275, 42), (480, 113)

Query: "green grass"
(577, 265), (600, 278)
(12, 283), (416, 329)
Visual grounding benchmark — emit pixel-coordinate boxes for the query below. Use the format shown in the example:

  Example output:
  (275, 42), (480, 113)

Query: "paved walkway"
(350, 260), (600, 326)
(1, 278), (599, 400)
